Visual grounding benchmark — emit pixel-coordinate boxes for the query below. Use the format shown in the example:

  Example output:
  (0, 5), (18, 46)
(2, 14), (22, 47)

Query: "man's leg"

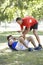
(19, 37), (29, 48)
(27, 36), (36, 47)
(33, 29), (42, 47)
(19, 37), (33, 51)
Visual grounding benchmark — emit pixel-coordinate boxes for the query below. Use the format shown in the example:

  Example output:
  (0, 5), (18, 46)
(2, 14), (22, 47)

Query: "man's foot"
(34, 46), (41, 50)
(38, 44), (42, 48)
(28, 48), (33, 51)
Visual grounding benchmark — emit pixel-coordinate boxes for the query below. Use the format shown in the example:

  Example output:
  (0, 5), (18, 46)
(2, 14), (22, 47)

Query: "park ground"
(0, 31), (43, 65)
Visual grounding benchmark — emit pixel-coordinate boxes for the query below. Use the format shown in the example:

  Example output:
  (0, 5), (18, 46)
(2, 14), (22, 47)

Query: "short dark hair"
(7, 35), (12, 41)
(16, 17), (22, 21)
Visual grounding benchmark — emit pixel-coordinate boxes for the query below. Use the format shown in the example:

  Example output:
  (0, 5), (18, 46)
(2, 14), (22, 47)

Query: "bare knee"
(19, 37), (24, 42)
(27, 36), (33, 41)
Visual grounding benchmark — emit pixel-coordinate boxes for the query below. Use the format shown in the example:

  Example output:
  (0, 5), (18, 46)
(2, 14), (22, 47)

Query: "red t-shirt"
(20, 16), (38, 30)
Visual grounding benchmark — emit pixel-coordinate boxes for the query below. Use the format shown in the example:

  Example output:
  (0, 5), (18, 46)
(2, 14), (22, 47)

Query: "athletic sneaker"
(38, 44), (42, 48)
(34, 46), (41, 50)
(28, 48), (33, 51)
(34, 44), (42, 50)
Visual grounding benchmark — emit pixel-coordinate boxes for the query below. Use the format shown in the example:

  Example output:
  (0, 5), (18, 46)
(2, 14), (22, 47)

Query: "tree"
(0, 0), (43, 22)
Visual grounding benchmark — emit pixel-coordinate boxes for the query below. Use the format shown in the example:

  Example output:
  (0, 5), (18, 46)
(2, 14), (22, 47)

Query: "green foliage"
(0, 0), (43, 21)
(0, 0), (5, 6)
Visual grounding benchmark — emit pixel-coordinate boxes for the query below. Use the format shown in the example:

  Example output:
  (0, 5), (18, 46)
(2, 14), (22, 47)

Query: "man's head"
(7, 35), (14, 41)
(16, 17), (22, 24)
(7, 35), (16, 44)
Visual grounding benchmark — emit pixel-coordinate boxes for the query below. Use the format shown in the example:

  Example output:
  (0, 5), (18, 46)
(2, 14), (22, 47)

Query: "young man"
(16, 16), (42, 49)
(7, 35), (41, 51)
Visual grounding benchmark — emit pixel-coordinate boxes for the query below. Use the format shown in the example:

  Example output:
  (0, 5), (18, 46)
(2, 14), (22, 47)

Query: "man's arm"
(17, 27), (30, 39)
(22, 27), (30, 34)
(22, 27), (30, 39)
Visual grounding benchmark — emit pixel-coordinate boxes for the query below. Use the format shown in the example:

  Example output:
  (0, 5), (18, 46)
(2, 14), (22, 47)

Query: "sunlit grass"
(0, 50), (43, 65)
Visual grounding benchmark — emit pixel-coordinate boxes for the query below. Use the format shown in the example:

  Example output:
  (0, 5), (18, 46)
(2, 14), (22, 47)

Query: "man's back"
(20, 16), (38, 29)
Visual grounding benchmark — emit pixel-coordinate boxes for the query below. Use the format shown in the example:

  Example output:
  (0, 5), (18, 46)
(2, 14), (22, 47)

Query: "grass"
(0, 35), (7, 43)
(0, 31), (43, 65)
(0, 50), (43, 65)
(0, 31), (43, 35)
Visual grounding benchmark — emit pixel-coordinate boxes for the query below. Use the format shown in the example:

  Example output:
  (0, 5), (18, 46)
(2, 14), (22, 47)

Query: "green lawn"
(0, 50), (43, 65)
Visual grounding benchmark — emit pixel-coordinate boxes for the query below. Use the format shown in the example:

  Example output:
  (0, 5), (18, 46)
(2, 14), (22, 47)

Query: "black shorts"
(30, 23), (38, 31)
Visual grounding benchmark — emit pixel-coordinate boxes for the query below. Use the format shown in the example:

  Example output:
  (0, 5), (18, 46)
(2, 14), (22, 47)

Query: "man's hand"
(20, 34), (26, 40)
